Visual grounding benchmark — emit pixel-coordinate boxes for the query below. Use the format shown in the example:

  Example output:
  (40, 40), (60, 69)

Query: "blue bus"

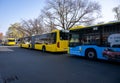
(69, 21), (120, 62)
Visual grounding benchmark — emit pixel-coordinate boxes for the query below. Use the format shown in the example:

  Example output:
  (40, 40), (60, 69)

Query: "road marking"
(0, 46), (15, 51)
(0, 46), (18, 48)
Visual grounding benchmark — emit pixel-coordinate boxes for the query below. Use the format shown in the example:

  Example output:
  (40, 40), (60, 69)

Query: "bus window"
(70, 34), (79, 43)
(50, 33), (56, 44)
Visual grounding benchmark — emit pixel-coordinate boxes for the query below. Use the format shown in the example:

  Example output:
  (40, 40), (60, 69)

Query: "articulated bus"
(69, 21), (120, 62)
(20, 30), (69, 52)
(5, 38), (16, 46)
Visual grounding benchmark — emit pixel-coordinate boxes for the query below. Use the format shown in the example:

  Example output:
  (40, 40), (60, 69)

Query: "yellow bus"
(19, 30), (69, 52)
(19, 37), (31, 48)
(6, 38), (16, 46)
(34, 30), (69, 52)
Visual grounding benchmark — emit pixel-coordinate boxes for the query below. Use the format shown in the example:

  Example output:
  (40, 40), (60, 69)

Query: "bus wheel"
(42, 46), (46, 52)
(85, 49), (97, 59)
(29, 44), (31, 49)
(20, 44), (22, 47)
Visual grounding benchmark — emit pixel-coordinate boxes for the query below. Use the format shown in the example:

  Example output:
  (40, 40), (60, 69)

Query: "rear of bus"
(54, 30), (69, 52)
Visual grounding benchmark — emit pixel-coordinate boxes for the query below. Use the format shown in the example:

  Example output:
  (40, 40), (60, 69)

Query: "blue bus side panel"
(69, 46), (83, 56)
(69, 45), (120, 61)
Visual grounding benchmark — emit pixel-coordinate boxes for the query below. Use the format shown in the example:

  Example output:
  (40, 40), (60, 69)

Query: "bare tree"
(32, 18), (43, 34)
(6, 17), (45, 38)
(44, 0), (101, 30)
(6, 23), (25, 38)
(41, 10), (57, 32)
(21, 19), (34, 36)
(113, 5), (120, 21)
(21, 17), (44, 36)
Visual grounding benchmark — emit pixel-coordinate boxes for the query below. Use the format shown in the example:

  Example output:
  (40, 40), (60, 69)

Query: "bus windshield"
(60, 30), (69, 40)
(69, 33), (80, 47)
(8, 39), (15, 42)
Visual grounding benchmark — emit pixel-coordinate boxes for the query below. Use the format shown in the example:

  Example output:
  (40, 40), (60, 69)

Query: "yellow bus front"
(7, 38), (16, 46)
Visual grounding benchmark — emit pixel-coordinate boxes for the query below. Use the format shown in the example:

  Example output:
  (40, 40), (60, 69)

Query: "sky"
(0, 0), (120, 35)
(0, 0), (45, 35)
(94, 0), (120, 22)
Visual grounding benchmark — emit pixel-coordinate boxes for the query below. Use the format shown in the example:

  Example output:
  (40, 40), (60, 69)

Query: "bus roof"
(87, 21), (120, 28)
(69, 25), (85, 30)
(70, 21), (120, 30)
(51, 29), (69, 33)
(7, 38), (15, 40)
(51, 29), (60, 32)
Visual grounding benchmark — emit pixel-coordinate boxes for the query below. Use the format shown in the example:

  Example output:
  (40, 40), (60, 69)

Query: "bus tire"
(42, 46), (46, 52)
(20, 44), (22, 48)
(29, 44), (31, 49)
(85, 49), (97, 59)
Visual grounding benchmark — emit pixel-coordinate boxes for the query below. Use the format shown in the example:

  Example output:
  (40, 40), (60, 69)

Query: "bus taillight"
(57, 42), (60, 48)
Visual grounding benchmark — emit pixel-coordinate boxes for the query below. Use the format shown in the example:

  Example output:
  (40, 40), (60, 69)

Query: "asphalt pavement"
(0, 46), (120, 83)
